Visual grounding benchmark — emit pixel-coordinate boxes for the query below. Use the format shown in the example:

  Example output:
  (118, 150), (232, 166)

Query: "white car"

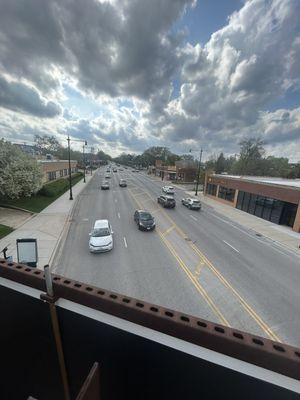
(181, 198), (201, 210)
(162, 186), (175, 195)
(89, 219), (114, 252)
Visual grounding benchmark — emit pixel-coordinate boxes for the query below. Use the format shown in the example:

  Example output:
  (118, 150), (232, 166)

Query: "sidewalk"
(0, 173), (95, 268)
(186, 190), (300, 253)
(146, 173), (300, 253)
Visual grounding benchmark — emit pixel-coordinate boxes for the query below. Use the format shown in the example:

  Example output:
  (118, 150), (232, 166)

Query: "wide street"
(54, 166), (300, 347)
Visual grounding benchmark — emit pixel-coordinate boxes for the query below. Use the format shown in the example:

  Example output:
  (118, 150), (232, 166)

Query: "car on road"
(157, 195), (176, 208)
(134, 210), (155, 231)
(181, 198), (201, 210)
(113, 168), (117, 172)
(101, 180), (110, 190)
(89, 219), (114, 252)
(162, 186), (174, 195)
(105, 173), (111, 179)
(119, 179), (127, 187)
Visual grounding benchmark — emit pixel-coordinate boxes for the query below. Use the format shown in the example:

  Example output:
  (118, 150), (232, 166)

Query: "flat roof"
(213, 175), (300, 189)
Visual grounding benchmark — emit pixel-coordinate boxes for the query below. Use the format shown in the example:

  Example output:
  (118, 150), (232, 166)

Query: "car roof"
(165, 195), (175, 199)
(136, 209), (152, 215)
(94, 219), (109, 228)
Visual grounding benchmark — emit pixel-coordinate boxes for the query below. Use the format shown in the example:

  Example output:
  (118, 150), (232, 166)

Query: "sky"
(0, 0), (299, 161)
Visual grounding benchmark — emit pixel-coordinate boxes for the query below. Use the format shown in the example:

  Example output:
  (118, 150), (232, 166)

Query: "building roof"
(38, 159), (77, 163)
(213, 174), (300, 189)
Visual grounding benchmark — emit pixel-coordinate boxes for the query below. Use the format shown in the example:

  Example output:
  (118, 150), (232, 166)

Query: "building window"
(47, 171), (56, 181)
(236, 191), (244, 209)
(60, 170), (63, 177)
(218, 186), (235, 202)
(207, 183), (217, 196)
(235, 191), (295, 228)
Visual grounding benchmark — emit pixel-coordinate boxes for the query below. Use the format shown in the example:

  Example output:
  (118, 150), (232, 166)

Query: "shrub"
(38, 173), (83, 197)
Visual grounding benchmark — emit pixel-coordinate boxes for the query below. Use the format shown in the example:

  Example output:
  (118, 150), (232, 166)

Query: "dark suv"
(157, 195), (176, 208)
(134, 210), (155, 231)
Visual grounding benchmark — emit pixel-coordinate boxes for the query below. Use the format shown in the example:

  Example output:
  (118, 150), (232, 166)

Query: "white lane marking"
(223, 240), (240, 253)
(115, 198), (117, 203)
(123, 237), (128, 248)
(82, 218), (89, 222)
(117, 212), (120, 219)
(190, 215), (198, 222)
(204, 209), (300, 259)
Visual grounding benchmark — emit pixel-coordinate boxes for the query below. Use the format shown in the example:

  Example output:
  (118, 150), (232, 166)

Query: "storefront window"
(207, 183), (217, 196)
(218, 186), (235, 202)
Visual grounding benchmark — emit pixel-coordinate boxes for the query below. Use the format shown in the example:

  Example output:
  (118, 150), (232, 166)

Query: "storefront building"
(205, 175), (300, 232)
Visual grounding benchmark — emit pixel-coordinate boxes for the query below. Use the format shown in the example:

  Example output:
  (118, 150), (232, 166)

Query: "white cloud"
(0, 0), (299, 160)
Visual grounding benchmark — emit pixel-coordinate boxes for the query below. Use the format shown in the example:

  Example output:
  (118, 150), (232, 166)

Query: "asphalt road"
(54, 167), (300, 347)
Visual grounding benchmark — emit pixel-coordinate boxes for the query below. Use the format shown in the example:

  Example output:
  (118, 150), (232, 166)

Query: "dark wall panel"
(0, 284), (299, 400)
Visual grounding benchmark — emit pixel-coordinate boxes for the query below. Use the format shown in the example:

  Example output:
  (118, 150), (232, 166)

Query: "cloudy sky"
(0, 0), (299, 160)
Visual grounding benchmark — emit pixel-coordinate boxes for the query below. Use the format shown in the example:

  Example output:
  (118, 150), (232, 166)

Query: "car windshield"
(192, 200), (200, 204)
(92, 228), (110, 237)
(140, 212), (152, 220)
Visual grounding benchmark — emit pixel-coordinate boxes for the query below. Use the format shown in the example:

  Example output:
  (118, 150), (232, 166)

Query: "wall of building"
(40, 160), (77, 183)
(205, 176), (300, 232)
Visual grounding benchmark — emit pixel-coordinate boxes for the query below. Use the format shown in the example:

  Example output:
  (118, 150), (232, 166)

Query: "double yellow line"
(128, 187), (229, 326)
(128, 185), (280, 341)
(157, 228), (229, 326)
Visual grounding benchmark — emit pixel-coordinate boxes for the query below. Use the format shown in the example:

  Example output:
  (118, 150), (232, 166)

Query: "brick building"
(204, 174), (300, 232)
(38, 159), (78, 183)
(152, 160), (197, 182)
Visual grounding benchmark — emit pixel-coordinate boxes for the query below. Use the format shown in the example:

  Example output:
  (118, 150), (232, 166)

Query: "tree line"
(1, 136), (299, 201)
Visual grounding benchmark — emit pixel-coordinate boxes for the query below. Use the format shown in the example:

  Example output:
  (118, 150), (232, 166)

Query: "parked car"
(162, 186), (174, 195)
(181, 198), (201, 210)
(134, 210), (155, 231)
(89, 219), (113, 252)
(157, 195), (176, 208)
(105, 174), (111, 179)
(101, 181), (110, 190)
(119, 179), (127, 187)
(113, 168), (117, 172)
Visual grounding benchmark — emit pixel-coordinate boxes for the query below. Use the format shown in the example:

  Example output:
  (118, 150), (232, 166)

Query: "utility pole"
(83, 141), (87, 183)
(195, 148), (203, 196)
(67, 135), (73, 200)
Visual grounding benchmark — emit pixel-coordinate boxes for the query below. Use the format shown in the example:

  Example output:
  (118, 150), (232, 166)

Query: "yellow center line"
(129, 183), (280, 342)
(128, 187), (229, 326)
(194, 260), (205, 277)
(162, 225), (175, 236)
(157, 229), (230, 327)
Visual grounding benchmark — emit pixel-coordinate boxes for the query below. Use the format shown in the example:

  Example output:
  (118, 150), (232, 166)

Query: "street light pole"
(67, 135), (73, 200)
(83, 142), (87, 183)
(195, 148), (203, 196)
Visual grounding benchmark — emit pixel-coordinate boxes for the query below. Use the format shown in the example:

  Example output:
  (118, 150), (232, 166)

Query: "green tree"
(215, 153), (226, 174)
(34, 134), (61, 154)
(0, 139), (43, 199)
(232, 138), (265, 175)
